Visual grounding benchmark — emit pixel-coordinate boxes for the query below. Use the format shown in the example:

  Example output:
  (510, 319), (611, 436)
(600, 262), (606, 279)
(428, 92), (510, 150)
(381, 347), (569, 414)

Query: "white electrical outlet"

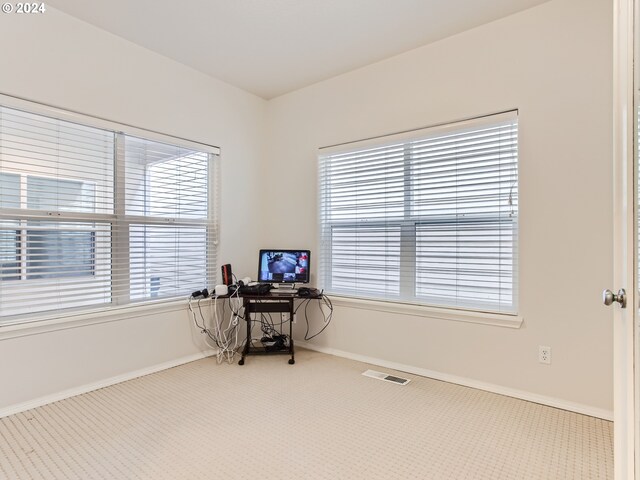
(539, 345), (551, 364)
(293, 313), (297, 324)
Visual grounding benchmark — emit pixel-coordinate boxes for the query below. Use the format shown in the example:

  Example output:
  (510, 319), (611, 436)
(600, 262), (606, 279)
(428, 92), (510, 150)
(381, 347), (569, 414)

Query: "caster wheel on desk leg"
(238, 359), (245, 365)
(288, 359), (295, 365)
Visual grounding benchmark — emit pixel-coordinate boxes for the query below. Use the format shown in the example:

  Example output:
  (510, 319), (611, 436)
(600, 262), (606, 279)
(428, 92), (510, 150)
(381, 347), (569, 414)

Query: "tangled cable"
(188, 288), (334, 362)
(187, 290), (244, 364)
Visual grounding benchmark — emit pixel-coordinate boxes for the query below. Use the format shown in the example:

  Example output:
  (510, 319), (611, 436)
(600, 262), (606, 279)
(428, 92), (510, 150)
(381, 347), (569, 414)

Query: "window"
(121, 136), (212, 302)
(318, 111), (518, 314)
(0, 104), (219, 321)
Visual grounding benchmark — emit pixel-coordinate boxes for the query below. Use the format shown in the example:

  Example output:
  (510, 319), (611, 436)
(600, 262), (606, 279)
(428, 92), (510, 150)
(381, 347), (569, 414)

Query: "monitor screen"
(257, 250), (310, 284)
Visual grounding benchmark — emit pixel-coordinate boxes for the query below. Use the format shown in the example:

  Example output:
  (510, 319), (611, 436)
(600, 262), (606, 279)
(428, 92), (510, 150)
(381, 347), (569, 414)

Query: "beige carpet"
(0, 349), (613, 479)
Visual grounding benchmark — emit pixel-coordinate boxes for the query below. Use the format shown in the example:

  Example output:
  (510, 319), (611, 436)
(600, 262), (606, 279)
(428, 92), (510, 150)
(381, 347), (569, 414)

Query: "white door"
(612, 1), (636, 479)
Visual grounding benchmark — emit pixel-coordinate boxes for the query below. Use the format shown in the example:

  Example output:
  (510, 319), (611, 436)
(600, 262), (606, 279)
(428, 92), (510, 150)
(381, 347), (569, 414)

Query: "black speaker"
(221, 264), (233, 286)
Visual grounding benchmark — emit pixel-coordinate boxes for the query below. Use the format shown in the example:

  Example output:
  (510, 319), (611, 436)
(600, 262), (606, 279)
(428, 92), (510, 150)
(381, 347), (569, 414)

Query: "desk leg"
(288, 298), (295, 365)
(288, 337), (295, 364)
(238, 302), (250, 366)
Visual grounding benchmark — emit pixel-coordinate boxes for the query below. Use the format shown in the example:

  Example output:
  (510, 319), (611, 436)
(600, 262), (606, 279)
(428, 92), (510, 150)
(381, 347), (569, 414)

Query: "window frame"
(318, 111), (519, 317)
(0, 94), (220, 326)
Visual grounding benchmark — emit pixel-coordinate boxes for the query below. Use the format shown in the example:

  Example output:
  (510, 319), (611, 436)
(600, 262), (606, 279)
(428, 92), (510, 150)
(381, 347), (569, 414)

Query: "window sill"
(0, 299), (190, 341)
(328, 296), (523, 329)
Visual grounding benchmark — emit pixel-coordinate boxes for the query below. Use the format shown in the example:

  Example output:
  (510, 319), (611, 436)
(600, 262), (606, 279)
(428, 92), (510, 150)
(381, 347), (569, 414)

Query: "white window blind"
(0, 104), (219, 322)
(318, 111), (518, 313)
(120, 136), (213, 302)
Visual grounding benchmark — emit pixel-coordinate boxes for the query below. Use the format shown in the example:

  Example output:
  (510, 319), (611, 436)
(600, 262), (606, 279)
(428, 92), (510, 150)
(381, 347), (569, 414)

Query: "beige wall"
(0, 8), (266, 410)
(0, 0), (615, 416)
(267, 0), (614, 414)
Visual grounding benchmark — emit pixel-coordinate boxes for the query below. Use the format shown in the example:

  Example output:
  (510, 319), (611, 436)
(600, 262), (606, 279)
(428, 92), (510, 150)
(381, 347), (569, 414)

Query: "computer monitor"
(257, 250), (310, 284)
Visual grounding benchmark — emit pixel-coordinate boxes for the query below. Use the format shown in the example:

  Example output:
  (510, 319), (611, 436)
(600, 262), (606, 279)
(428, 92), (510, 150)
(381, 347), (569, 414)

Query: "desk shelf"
(239, 294), (295, 365)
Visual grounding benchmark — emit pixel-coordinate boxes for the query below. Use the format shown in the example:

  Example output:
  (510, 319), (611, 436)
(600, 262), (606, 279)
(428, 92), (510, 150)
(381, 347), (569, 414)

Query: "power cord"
(188, 293), (244, 364)
(303, 293), (333, 341)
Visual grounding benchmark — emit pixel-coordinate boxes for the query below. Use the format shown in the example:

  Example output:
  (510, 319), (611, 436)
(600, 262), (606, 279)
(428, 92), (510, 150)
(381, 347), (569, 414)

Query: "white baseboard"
(297, 341), (613, 421)
(2, 344), (613, 422)
(0, 349), (216, 419)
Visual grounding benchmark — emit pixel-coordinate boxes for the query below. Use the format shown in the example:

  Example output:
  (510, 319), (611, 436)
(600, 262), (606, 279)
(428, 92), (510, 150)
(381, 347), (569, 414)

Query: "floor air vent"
(362, 369), (410, 385)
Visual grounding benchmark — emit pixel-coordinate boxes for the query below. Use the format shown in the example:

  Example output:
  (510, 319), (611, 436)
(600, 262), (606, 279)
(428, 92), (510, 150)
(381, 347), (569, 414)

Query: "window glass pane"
(415, 219), (514, 309)
(0, 172), (20, 208)
(410, 125), (517, 218)
(124, 137), (209, 219)
(26, 222), (95, 280)
(0, 222), (20, 281)
(0, 106), (114, 215)
(329, 224), (401, 296)
(27, 176), (96, 212)
(324, 145), (405, 222)
(148, 155), (208, 219)
(128, 224), (208, 300)
(0, 222), (111, 317)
